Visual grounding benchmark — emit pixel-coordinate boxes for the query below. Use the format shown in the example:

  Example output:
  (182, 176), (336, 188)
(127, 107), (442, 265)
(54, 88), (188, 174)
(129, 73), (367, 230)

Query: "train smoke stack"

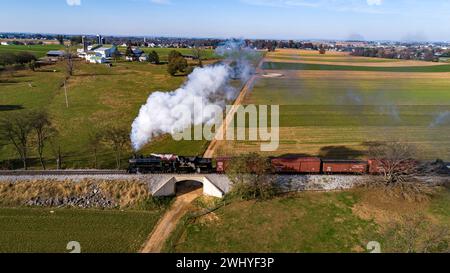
(130, 40), (257, 151)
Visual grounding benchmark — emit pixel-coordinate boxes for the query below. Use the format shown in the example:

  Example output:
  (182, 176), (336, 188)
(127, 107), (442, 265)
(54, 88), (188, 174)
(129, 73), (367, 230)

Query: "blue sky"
(1, 0), (450, 41)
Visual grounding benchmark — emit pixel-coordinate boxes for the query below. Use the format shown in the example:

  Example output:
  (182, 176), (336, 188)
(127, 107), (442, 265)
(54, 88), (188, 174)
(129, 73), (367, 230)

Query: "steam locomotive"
(128, 154), (213, 174)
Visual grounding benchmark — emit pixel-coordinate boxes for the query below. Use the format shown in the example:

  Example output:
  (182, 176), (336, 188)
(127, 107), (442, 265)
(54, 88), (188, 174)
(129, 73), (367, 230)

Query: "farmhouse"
(94, 46), (117, 58)
(86, 53), (108, 64)
(139, 54), (149, 62)
(126, 47), (144, 61)
(77, 45), (116, 64)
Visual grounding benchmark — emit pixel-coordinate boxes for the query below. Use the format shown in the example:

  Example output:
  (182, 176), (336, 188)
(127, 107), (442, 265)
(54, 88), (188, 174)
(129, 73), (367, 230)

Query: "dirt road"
(203, 58), (265, 158)
(140, 187), (202, 253)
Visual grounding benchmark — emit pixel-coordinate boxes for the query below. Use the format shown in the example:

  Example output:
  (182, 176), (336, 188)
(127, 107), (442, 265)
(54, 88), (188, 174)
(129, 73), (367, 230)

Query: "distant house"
(86, 53), (108, 64)
(126, 47), (144, 61)
(139, 54), (148, 62)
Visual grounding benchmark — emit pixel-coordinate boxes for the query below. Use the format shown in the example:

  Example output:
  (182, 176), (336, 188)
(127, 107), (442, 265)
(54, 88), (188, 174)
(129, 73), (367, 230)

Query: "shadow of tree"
(0, 105), (24, 112)
(319, 146), (366, 159)
(277, 153), (314, 158)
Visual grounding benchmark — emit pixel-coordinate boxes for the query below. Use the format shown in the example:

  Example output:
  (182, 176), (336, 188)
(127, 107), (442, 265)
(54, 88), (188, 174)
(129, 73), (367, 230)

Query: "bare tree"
(30, 111), (56, 170)
(87, 130), (103, 169)
(192, 47), (205, 67)
(65, 46), (75, 77)
(49, 135), (63, 170)
(226, 153), (277, 200)
(367, 141), (434, 200)
(102, 127), (130, 169)
(368, 141), (418, 185)
(0, 113), (34, 170)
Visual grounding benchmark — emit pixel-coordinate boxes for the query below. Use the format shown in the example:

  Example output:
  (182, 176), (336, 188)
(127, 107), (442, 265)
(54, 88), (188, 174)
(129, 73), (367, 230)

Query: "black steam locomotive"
(128, 154), (213, 174)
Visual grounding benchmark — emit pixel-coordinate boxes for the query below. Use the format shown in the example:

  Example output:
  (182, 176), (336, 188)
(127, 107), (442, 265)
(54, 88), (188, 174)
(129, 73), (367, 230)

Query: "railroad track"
(0, 170), (128, 176)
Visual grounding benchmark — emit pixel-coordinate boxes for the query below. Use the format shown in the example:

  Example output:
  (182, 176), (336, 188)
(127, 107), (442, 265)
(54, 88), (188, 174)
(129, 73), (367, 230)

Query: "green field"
(0, 208), (160, 253)
(169, 189), (450, 253)
(217, 50), (450, 160)
(0, 44), (64, 58)
(0, 59), (206, 169)
(263, 62), (450, 72)
(118, 47), (217, 61)
(271, 56), (398, 63)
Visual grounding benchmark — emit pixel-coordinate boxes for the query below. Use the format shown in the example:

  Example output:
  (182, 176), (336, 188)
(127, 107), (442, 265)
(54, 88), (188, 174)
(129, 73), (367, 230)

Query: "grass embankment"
(167, 188), (450, 253)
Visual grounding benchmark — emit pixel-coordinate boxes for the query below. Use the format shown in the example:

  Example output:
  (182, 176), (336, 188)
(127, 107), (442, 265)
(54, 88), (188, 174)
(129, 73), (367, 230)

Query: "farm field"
(0, 44), (65, 58)
(215, 49), (450, 160)
(262, 62), (450, 72)
(0, 208), (161, 253)
(0, 58), (208, 169)
(168, 188), (450, 253)
(118, 47), (217, 62)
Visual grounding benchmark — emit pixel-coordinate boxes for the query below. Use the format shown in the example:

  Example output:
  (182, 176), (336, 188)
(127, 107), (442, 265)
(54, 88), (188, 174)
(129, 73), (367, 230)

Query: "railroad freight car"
(216, 157), (232, 173)
(322, 160), (368, 174)
(271, 157), (322, 174)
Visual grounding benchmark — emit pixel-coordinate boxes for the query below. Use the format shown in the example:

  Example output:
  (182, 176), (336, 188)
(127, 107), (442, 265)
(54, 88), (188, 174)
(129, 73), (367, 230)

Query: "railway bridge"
(0, 171), (232, 199)
(148, 174), (231, 198)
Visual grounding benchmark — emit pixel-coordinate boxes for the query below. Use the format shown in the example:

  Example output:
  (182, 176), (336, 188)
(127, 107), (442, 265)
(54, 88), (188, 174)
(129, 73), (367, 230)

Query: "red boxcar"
(368, 159), (386, 174)
(322, 160), (368, 174)
(271, 157), (322, 174)
(216, 157), (232, 173)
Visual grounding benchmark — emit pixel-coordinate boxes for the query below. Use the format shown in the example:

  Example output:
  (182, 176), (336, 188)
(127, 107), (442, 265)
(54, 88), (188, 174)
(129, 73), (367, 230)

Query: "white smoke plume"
(130, 40), (256, 151)
(430, 111), (450, 128)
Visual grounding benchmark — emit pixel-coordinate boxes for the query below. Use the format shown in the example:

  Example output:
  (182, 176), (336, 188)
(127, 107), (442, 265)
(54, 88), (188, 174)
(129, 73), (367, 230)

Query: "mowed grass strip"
(0, 208), (161, 253)
(263, 62), (450, 72)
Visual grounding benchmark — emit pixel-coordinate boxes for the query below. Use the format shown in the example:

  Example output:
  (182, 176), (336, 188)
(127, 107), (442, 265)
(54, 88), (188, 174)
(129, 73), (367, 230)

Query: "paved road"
(140, 186), (202, 253)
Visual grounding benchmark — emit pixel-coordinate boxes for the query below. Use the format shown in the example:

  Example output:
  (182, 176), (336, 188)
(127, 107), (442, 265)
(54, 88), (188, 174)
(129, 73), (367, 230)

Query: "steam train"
(128, 154), (213, 174)
(128, 154), (423, 175)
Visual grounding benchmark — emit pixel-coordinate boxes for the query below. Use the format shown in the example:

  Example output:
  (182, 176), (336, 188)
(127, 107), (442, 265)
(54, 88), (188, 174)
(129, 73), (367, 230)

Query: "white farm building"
(78, 45), (117, 64)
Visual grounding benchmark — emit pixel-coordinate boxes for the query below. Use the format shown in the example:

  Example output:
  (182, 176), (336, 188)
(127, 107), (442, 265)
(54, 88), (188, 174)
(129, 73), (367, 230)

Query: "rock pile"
(25, 185), (117, 209)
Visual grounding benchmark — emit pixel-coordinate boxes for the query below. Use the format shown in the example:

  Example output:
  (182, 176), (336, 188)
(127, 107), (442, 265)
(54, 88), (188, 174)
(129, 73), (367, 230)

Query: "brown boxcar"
(322, 160), (368, 174)
(216, 157), (232, 173)
(271, 157), (322, 174)
(368, 159), (386, 174)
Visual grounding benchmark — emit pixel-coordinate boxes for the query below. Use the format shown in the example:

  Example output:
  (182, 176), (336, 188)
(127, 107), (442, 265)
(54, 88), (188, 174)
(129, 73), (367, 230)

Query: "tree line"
(351, 47), (447, 62)
(0, 111), (131, 170)
(0, 52), (37, 67)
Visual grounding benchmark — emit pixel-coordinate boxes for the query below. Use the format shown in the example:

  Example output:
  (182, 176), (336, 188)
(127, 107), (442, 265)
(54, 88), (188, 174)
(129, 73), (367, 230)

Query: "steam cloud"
(130, 40), (256, 151)
(430, 111), (450, 128)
